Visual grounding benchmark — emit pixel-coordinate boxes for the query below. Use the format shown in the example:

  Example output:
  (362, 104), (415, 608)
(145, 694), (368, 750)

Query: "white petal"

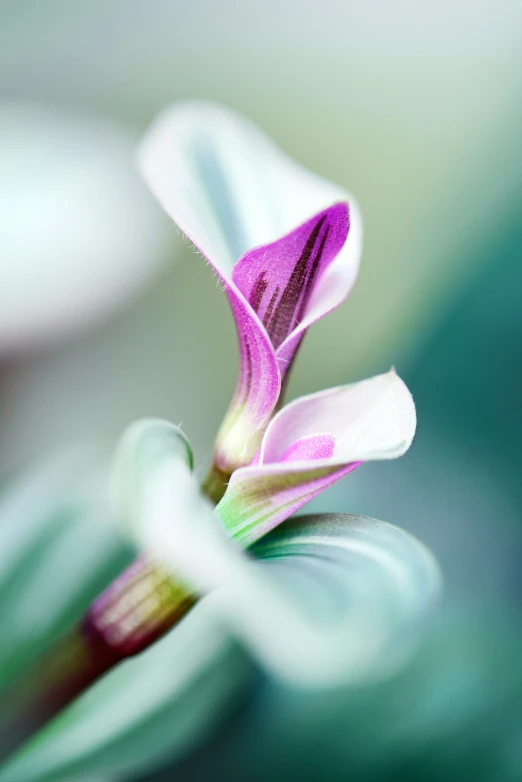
(138, 101), (352, 276)
(117, 422), (439, 689)
(260, 369), (416, 466)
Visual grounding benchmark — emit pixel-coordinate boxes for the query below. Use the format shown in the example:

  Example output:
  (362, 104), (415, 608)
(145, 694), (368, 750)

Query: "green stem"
(201, 462), (231, 505)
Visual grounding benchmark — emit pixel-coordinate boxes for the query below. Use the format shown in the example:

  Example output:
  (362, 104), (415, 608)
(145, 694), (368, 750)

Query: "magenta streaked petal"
(284, 195), (362, 346)
(231, 200), (360, 386)
(217, 370), (416, 545)
(213, 288), (280, 472)
(233, 204), (349, 351)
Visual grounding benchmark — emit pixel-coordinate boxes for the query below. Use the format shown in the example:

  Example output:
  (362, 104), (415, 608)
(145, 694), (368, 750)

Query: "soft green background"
(1, 1), (522, 780)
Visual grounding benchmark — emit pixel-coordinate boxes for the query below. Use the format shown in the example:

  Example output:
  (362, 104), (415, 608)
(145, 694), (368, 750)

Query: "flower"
(76, 363), (420, 668)
(0, 371), (439, 782)
(138, 102), (362, 483)
(0, 102), (440, 782)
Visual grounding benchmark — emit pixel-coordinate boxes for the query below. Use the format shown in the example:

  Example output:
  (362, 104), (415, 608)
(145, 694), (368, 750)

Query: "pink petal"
(260, 369), (415, 465)
(217, 202), (350, 468)
(217, 460), (361, 547)
(278, 433), (336, 463)
(217, 370), (416, 545)
(213, 289), (280, 472)
(232, 204), (349, 353)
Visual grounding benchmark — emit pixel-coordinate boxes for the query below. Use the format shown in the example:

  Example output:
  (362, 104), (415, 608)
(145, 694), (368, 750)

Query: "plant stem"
(0, 626), (117, 761)
(201, 462), (230, 505)
(0, 555), (195, 762)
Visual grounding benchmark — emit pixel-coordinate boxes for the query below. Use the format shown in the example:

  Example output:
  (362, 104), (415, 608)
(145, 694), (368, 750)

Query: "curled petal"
(217, 370), (416, 545)
(260, 368), (415, 464)
(215, 202), (352, 472)
(111, 417), (194, 535)
(117, 450), (438, 689)
(232, 204), (350, 354)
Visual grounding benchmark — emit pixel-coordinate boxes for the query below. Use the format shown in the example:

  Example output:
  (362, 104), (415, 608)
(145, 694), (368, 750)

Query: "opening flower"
(138, 102), (362, 489)
(0, 102), (440, 782)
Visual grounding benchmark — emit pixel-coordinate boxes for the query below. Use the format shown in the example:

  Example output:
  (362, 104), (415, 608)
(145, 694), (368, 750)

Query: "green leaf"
(240, 512), (442, 686)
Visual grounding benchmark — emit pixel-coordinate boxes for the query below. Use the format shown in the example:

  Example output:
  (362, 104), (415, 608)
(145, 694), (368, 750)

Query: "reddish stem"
(0, 555), (195, 762)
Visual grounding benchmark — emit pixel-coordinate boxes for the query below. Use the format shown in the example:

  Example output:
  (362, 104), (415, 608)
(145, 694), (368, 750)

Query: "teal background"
(1, 2), (522, 780)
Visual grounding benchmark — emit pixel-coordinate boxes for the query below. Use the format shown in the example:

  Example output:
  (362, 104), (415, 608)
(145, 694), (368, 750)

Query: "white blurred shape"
(0, 104), (169, 354)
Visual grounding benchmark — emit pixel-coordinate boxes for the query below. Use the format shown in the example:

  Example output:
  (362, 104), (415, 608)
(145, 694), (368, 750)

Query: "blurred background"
(1, 1), (522, 780)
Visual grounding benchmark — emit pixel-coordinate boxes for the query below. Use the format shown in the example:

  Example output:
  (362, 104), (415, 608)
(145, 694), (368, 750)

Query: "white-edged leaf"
(114, 421), (440, 689)
(110, 418), (238, 593)
(243, 513), (442, 686)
